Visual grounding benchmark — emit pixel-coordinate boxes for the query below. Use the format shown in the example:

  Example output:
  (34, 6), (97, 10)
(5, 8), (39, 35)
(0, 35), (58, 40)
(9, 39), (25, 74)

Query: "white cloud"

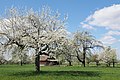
(106, 31), (120, 36)
(81, 22), (95, 30)
(84, 4), (120, 30)
(100, 35), (118, 45)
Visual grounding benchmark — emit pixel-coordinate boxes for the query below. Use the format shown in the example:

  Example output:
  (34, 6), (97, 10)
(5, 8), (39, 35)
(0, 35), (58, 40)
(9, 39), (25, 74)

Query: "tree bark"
(83, 48), (86, 67)
(68, 61), (72, 66)
(76, 48), (86, 67)
(35, 54), (40, 72)
(96, 61), (99, 67)
(76, 49), (84, 65)
(20, 60), (23, 66)
(113, 59), (115, 67)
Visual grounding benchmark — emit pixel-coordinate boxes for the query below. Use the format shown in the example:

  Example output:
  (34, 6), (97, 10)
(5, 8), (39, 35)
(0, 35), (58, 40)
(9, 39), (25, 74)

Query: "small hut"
(40, 54), (59, 66)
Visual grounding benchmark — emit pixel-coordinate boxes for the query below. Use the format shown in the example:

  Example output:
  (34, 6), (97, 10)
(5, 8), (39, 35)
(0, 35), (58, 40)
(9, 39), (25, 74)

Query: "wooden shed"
(40, 54), (59, 66)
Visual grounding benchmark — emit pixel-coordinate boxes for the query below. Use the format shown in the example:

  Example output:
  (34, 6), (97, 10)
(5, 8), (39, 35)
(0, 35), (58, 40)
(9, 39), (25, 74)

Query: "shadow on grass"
(41, 71), (101, 77)
(9, 70), (101, 77)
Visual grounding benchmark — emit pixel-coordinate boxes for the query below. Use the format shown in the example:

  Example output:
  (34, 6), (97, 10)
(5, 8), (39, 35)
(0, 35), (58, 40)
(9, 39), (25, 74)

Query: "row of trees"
(0, 7), (117, 72)
(86, 46), (117, 67)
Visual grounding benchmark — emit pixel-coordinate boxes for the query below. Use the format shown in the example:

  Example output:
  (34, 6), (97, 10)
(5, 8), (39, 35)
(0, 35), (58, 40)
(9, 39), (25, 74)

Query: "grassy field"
(0, 64), (120, 80)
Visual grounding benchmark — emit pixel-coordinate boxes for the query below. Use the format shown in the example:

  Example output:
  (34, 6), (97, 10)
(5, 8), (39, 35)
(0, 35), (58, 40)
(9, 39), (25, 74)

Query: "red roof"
(40, 55), (49, 61)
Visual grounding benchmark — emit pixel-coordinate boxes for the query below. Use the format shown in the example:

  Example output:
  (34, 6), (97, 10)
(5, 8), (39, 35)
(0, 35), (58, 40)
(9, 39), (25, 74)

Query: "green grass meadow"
(0, 64), (120, 80)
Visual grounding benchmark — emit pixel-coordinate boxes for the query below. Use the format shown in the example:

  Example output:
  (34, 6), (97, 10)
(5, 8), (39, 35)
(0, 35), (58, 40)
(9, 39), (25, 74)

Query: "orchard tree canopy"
(73, 31), (103, 67)
(0, 6), (67, 71)
(0, 6), (116, 72)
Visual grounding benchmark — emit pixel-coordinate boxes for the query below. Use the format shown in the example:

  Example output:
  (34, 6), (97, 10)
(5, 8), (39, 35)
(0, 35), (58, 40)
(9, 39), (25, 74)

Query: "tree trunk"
(20, 60), (23, 66)
(113, 59), (115, 67)
(76, 49), (84, 66)
(83, 48), (86, 67)
(35, 54), (40, 72)
(96, 61), (99, 67)
(68, 61), (72, 66)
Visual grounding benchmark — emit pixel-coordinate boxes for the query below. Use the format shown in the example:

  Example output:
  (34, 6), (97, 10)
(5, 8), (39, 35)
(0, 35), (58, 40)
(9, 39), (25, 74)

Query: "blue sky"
(0, 0), (120, 57)
(0, 0), (119, 31)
